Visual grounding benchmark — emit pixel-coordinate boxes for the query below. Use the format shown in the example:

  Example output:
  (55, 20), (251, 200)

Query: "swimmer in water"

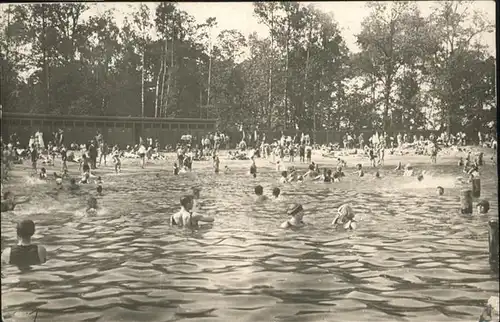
(192, 187), (201, 200)
(80, 171), (90, 184)
(305, 164), (319, 179)
(1, 192), (30, 212)
(53, 172), (63, 188)
(279, 171), (288, 184)
(323, 169), (333, 183)
(332, 204), (357, 230)
(39, 167), (47, 180)
(395, 161), (402, 171)
(224, 165), (230, 173)
(86, 196), (98, 215)
(170, 195), (214, 228)
(436, 186), (444, 195)
(69, 178), (79, 190)
(254, 185), (268, 202)
(1, 219), (47, 266)
(173, 162), (179, 175)
(281, 203), (306, 229)
(272, 187), (281, 200)
(476, 200), (490, 214)
(467, 164), (480, 182)
(96, 185), (103, 196)
(403, 164), (414, 176)
(355, 164), (364, 177)
(375, 170), (381, 178)
(458, 157), (464, 167)
(250, 159), (257, 178)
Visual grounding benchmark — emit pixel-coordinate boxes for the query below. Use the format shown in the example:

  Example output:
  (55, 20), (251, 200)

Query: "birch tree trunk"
(141, 50), (145, 117)
(284, 16), (290, 128)
(207, 42), (212, 107)
(154, 57), (163, 117)
(159, 39), (168, 117)
(164, 37), (174, 117)
(267, 11), (274, 128)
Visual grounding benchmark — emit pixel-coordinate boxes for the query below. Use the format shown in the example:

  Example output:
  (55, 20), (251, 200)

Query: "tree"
(355, 2), (420, 131)
(426, 0), (494, 134)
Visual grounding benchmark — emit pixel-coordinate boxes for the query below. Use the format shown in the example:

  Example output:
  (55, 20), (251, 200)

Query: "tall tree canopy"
(0, 1), (495, 134)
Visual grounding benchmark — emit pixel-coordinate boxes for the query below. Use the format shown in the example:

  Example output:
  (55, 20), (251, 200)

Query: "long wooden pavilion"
(1, 112), (217, 146)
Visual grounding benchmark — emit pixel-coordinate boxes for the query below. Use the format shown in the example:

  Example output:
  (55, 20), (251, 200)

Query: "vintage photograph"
(0, 1), (497, 321)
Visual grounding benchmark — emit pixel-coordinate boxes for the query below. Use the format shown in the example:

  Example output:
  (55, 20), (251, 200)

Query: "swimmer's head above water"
(436, 186), (444, 195)
(287, 203), (305, 221)
(272, 187), (280, 198)
(17, 219), (36, 241)
(477, 200), (490, 214)
(191, 187), (201, 199)
(254, 185), (264, 196)
(180, 195), (194, 211)
(87, 197), (98, 210)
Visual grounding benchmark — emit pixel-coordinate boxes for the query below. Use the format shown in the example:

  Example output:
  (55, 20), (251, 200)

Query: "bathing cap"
(337, 204), (354, 220)
(477, 200), (490, 212)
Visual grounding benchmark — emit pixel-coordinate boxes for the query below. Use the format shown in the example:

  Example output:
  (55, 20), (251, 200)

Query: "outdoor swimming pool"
(1, 162), (498, 322)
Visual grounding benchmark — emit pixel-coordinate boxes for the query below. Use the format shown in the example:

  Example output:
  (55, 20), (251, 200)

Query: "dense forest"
(0, 1), (496, 135)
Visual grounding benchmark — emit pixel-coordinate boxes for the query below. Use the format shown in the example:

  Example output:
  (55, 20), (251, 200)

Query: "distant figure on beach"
(1, 219), (47, 266)
(213, 155), (220, 174)
(281, 203), (306, 229)
(250, 158), (257, 178)
(112, 146), (121, 174)
(279, 171), (288, 183)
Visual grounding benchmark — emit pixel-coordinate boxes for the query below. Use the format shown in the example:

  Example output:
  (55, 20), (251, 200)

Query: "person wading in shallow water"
(1, 219), (47, 267)
(1, 192), (30, 212)
(170, 195), (214, 229)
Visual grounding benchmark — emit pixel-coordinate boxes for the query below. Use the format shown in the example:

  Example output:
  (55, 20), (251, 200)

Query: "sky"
(85, 1), (496, 55)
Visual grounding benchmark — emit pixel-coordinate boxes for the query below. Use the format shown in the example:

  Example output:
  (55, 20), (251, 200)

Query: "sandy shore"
(2, 146), (497, 187)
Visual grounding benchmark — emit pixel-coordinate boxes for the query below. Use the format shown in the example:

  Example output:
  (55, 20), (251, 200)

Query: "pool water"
(1, 162), (498, 322)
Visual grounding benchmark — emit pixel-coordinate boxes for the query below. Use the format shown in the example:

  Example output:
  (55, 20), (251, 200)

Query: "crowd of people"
(0, 125), (495, 268)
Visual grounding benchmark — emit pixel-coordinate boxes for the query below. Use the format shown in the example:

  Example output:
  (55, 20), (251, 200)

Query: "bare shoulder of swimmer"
(170, 212), (182, 226)
(280, 221), (290, 229)
(1, 247), (12, 264)
(37, 245), (48, 263)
